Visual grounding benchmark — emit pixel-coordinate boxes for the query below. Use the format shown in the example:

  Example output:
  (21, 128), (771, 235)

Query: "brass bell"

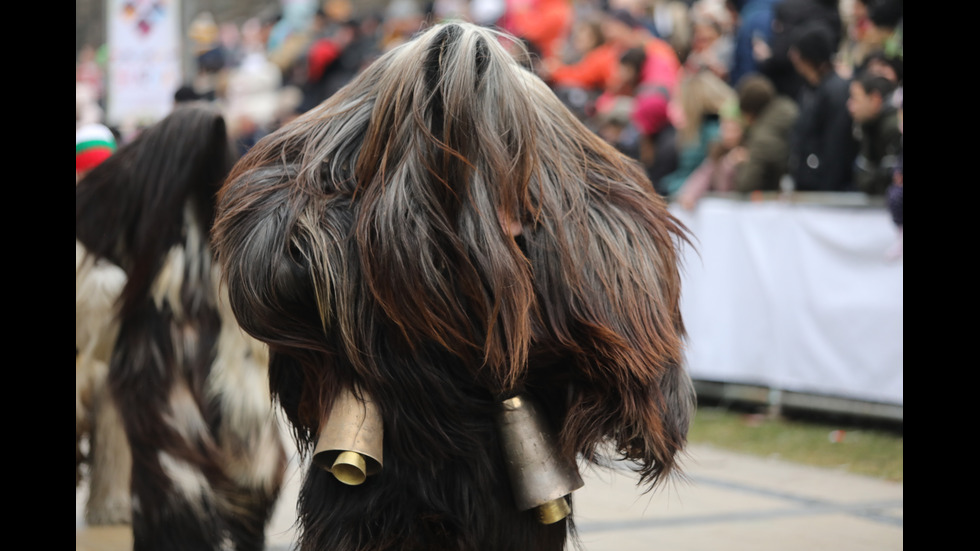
(496, 394), (584, 524)
(313, 386), (384, 485)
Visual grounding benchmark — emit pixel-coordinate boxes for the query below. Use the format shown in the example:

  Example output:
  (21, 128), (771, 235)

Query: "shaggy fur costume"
(75, 104), (287, 550)
(76, 239), (132, 524)
(213, 22), (696, 551)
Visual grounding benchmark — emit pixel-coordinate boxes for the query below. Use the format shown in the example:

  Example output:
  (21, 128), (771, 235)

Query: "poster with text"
(106, 0), (181, 130)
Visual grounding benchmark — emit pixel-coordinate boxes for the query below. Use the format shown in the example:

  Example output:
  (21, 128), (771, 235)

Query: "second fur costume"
(76, 104), (287, 550)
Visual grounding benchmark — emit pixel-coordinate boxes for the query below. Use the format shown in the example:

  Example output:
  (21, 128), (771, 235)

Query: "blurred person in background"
(498, 0), (574, 61)
(592, 46), (651, 156)
(683, 0), (735, 82)
(293, 1), (383, 114)
(188, 11), (226, 102)
(542, 13), (611, 83)
(75, 44), (106, 112)
(591, 42), (681, 193)
(542, 8), (682, 125)
(76, 103), (287, 550)
(594, 95), (642, 158)
(223, 16), (284, 157)
(855, 48), (902, 90)
(76, 120), (129, 527)
(659, 68), (737, 199)
(838, 0), (902, 93)
(593, 44), (649, 120)
(599, 45), (653, 106)
(786, 20), (858, 192)
(641, 0), (695, 63)
(674, 95), (743, 209)
(847, 68), (901, 197)
(726, 0), (778, 87)
(539, 12), (619, 108)
(265, 0), (322, 85)
(601, 8), (683, 95)
(836, 0), (875, 77)
(753, 0), (842, 103)
(297, 9), (356, 112)
(632, 87), (680, 196)
(604, 0), (656, 35)
(864, 0), (902, 62)
(173, 84), (206, 104)
(217, 20), (247, 72)
(676, 72), (798, 208)
(728, 71), (798, 194)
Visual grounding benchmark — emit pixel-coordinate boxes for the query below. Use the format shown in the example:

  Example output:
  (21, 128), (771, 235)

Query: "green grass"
(688, 405), (903, 483)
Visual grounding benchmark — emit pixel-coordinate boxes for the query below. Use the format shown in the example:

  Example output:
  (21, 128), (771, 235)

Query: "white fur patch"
(166, 383), (211, 442)
(158, 452), (214, 517)
(76, 240), (126, 363)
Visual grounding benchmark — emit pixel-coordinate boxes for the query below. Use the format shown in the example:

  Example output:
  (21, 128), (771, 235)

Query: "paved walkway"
(76, 441), (902, 551)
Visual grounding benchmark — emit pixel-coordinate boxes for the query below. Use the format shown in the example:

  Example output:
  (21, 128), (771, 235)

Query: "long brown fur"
(213, 21), (695, 551)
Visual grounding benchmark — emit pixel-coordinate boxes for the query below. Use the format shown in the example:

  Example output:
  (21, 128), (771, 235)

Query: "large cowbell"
(313, 386), (384, 485)
(496, 394), (585, 524)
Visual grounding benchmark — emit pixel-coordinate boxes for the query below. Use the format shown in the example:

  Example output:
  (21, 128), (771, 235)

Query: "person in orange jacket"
(540, 14), (618, 91)
(498, 0), (573, 60)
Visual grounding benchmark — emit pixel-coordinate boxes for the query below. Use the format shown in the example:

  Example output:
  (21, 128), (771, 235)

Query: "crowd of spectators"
(77, 0), (904, 219)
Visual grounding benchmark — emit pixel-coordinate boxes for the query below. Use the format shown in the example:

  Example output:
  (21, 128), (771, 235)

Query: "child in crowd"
(677, 72), (799, 209)
(659, 69), (737, 198)
(675, 96), (742, 209)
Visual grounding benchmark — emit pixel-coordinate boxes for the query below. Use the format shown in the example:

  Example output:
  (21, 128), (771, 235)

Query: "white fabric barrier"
(670, 197), (903, 406)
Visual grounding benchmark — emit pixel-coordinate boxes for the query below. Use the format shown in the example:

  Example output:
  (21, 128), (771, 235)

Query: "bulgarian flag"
(76, 123), (117, 174)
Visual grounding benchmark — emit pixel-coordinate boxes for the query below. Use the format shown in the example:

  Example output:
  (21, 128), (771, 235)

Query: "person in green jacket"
(676, 72), (798, 209)
(730, 72), (800, 193)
